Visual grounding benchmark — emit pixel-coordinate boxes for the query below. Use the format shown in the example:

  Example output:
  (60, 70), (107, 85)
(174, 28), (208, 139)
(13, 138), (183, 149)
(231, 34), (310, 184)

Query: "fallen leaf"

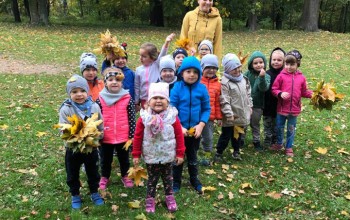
(238, 189), (245, 194)
(111, 204), (119, 212)
(30, 210), (38, 215)
(338, 148), (350, 155)
(128, 200), (141, 209)
(228, 192), (234, 199)
(22, 103), (33, 108)
(240, 183), (252, 189)
(44, 211), (51, 219)
(205, 169), (216, 175)
(345, 193), (350, 200)
(341, 210), (349, 216)
(127, 167), (148, 186)
(324, 126), (332, 132)
(120, 193), (128, 197)
(36, 131), (47, 137)
(260, 172), (267, 178)
(0, 124), (9, 130)
(287, 158), (293, 162)
(22, 196), (28, 202)
(217, 192), (224, 200)
(221, 164), (229, 170)
(202, 186), (216, 192)
(266, 191), (282, 199)
(135, 213), (147, 220)
(218, 182), (226, 187)
(315, 147), (328, 155)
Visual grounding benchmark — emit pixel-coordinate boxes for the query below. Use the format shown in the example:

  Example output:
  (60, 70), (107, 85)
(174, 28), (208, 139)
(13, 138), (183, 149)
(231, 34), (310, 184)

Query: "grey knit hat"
(160, 56), (176, 72)
(201, 54), (219, 70)
(198, 40), (213, 54)
(66, 74), (89, 96)
(80, 52), (98, 73)
(222, 53), (242, 73)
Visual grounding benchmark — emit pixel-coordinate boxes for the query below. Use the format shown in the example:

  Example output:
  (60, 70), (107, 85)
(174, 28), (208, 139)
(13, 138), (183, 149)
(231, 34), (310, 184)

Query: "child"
(197, 40), (213, 60)
(172, 47), (188, 81)
(134, 33), (175, 111)
(97, 67), (136, 190)
(80, 53), (104, 101)
(214, 54), (253, 161)
(59, 74), (104, 209)
(263, 48), (285, 149)
(101, 43), (135, 101)
(170, 56), (211, 194)
(199, 54), (222, 165)
(158, 56), (177, 92)
(132, 83), (185, 213)
(243, 51), (270, 151)
(271, 50), (312, 157)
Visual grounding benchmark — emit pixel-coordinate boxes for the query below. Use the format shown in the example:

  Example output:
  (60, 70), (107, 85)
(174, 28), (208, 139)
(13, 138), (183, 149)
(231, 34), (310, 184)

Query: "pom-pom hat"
(80, 52), (98, 73)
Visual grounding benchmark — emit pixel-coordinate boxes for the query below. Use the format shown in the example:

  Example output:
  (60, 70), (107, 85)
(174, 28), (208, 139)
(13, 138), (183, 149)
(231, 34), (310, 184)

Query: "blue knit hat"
(177, 56), (202, 79)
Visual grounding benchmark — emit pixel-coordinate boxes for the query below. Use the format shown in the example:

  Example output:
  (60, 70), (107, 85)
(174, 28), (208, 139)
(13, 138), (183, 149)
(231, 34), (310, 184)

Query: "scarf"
(224, 72), (243, 82)
(99, 87), (129, 106)
(142, 108), (168, 137)
(70, 96), (93, 119)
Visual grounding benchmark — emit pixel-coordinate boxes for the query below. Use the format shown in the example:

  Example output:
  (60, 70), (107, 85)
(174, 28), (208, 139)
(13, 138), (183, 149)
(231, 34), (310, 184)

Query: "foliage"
(93, 29), (126, 58)
(127, 167), (148, 186)
(310, 80), (345, 111)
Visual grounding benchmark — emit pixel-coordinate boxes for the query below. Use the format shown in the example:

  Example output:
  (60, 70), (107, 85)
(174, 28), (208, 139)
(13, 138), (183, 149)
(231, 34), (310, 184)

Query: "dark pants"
(146, 163), (173, 198)
(100, 143), (130, 178)
(65, 149), (100, 196)
(216, 126), (241, 155)
(173, 136), (200, 187)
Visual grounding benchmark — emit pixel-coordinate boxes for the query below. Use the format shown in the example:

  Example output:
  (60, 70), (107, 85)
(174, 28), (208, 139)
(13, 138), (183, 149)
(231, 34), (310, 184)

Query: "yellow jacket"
(180, 6), (222, 59)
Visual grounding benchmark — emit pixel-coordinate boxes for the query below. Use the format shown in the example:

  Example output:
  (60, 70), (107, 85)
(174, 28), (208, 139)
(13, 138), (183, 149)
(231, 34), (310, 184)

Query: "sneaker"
(122, 176), (134, 188)
(253, 142), (264, 152)
(285, 148), (294, 157)
(190, 179), (203, 195)
(199, 158), (210, 166)
(270, 144), (283, 151)
(71, 195), (82, 209)
(213, 153), (223, 163)
(232, 152), (242, 161)
(145, 197), (155, 213)
(165, 195), (177, 212)
(99, 177), (109, 190)
(173, 182), (180, 193)
(90, 193), (104, 206)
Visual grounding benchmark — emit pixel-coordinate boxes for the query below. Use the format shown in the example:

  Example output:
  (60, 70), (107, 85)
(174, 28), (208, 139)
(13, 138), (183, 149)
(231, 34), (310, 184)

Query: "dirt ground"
(0, 54), (72, 74)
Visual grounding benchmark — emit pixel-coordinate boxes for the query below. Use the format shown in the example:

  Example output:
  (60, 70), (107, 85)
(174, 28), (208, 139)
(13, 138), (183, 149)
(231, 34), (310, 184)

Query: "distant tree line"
(2, 0), (349, 32)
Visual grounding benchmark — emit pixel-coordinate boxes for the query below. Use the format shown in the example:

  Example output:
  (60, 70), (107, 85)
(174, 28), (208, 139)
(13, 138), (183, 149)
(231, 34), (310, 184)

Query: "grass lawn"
(0, 22), (349, 219)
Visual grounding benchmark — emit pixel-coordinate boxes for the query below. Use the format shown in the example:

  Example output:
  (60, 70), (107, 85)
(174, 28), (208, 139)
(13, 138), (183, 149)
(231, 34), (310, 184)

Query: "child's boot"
(285, 148), (294, 157)
(99, 177), (109, 190)
(253, 141), (264, 152)
(71, 195), (82, 209)
(165, 195), (177, 212)
(145, 197), (156, 213)
(90, 192), (104, 206)
(270, 144), (283, 151)
(122, 176), (134, 188)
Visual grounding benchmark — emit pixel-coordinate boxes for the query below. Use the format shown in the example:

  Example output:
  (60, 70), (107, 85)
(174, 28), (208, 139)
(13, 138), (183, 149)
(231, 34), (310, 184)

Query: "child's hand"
(190, 47), (196, 56)
(133, 158), (139, 167)
(281, 92), (290, 100)
(250, 108), (253, 115)
(175, 157), (184, 165)
(194, 122), (205, 138)
(166, 33), (175, 43)
(259, 69), (266, 77)
(217, 120), (222, 127)
(182, 127), (188, 137)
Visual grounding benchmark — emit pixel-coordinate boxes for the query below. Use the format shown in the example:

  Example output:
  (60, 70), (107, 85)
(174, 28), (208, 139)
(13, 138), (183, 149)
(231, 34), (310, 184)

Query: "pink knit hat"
(148, 82), (169, 102)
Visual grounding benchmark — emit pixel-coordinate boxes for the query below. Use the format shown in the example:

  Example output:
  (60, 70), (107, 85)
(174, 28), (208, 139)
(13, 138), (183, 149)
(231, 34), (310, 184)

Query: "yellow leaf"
(217, 192), (224, 200)
(111, 204), (119, 212)
(127, 200), (141, 209)
(204, 169), (216, 175)
(233, 126), (244, 140)
(288, 208), (294, 213)
(221, 164), (229, 170)
(202, 186), (216, 192)
(188, 127), (195, 137)
(287, 158), (293, 163)
(315, 147), (328, 155)
(228, 192), (234, 200)
(266, 191), (282, 199)
(123, 139), (132, 151)
(135, 213), (147, 220)
(345, 194), (350, 200)
(240, 183), (253, 189)
(127, 167), (148, 186)
(36, 131), (47, 137)
(338, 148), (350, 155)
(324, 126), (332, 132)
(0, 124), (9, 130)
(341, 210), (349, 216)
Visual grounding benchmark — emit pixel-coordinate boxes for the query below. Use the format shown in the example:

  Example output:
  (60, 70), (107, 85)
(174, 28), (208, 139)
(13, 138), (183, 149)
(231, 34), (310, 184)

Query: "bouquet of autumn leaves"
(54, 113), (102, 154)
(310, 80), (345, 111)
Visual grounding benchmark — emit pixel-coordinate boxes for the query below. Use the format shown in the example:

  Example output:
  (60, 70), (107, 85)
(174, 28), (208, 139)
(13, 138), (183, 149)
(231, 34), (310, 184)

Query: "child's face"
(174, 54), (185, 68)
(149, 96), (168, 113)
(114, 56), (127, 68)
(82, 67), (97, 81)
(271, 53), (284, 70)
(182, 68), (199, 84)
(285, 62), (298, 73)
(161, 69), (175, 83)
(203, 66), (218, 78)
(106, 76), (123, 94)
(228, 66), (242, 77)
(199, 45), (211, 58)
(70, 88), (88, 104)
(252, 57), (265, 72)
(139, 49), (153, 66)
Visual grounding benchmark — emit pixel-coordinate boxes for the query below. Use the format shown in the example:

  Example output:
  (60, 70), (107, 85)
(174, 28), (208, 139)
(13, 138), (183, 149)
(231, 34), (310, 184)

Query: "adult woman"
(180, 0), (222, 59)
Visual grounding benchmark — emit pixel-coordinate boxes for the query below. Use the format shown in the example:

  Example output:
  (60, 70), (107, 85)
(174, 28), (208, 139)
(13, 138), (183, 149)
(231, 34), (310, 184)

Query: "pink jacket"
(271, 69), (312, 116)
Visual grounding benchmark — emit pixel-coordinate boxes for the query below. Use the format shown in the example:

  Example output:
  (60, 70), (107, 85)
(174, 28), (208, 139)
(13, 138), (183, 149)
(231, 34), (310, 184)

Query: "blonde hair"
(140, 43), (159, 61)
(271, 49), (285, 58)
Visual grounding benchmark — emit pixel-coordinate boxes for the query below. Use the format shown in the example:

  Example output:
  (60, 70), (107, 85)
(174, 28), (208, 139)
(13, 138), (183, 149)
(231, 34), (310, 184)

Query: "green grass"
(0, 22), (349, 219)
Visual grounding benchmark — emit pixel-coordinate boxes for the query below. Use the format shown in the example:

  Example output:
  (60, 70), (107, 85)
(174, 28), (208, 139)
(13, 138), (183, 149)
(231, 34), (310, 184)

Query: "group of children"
(58, 33), (313, 213)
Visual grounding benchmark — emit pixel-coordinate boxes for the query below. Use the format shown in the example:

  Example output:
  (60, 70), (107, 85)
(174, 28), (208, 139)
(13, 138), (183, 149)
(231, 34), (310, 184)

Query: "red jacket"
(200, 77), (222, 121)
(88, 79), (104, 101)
(271, 69), (312, 116)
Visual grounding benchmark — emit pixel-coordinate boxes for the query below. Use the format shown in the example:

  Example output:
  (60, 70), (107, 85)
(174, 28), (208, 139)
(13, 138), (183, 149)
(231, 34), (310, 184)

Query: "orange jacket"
(88, 79), (104, 101)
(200, 77), (222, 121)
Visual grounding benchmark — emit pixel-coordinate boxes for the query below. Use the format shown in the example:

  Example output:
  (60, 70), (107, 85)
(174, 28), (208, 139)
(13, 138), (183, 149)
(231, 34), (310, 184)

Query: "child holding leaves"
(132, 83), (185, 213)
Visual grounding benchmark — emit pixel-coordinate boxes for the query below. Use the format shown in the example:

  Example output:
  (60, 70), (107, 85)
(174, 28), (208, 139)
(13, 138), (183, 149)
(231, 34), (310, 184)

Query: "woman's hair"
(140, 43), (159, 61)
(284, 54), (300, 67)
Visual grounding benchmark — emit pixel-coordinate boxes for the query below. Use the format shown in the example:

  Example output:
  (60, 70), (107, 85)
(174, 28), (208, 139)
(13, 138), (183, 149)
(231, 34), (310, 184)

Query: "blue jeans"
(276, 114), (297, 149)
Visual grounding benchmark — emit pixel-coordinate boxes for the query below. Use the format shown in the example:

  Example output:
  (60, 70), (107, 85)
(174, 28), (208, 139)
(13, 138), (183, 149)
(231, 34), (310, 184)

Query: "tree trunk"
(28, 0), (49, 25)
(248, 12), (258, 31)
(24, 0), (30, 17)
(300, 0), (320, 32)
(338, 2), (349, 33)
(12, 0), (21, 22)
(79, 0), (84, 17)
(149, 0), (164, 27)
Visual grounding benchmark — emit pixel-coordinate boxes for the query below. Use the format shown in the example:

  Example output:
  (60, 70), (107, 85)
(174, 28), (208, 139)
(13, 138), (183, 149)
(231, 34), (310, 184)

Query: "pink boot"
(145, 197), (155, 213)
(285, 148), (294, 157)
(270, 144), (283, 151)
(165, 195), (177, 212)
(122, 176), (134, 188)
(99, 177), (109, 190)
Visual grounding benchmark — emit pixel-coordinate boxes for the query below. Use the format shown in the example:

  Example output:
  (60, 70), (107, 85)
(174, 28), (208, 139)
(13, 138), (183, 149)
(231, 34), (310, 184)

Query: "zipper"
(290, 74), (294, 112)
(188, 85), (192, 128)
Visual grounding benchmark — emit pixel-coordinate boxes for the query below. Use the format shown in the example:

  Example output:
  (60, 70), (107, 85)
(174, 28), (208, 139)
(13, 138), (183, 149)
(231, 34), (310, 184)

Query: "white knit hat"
(222, 53), (242, 73)
(148, 83), (169, 102)
(80, 52), (98, 73)
(160, 56), (176, 72)
(201, 54), (219, 70)
(198, 40), (213, 54)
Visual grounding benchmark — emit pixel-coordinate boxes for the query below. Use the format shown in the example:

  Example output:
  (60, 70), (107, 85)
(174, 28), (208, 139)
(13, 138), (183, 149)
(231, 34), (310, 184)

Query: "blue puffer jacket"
(170, 56), (211, 129)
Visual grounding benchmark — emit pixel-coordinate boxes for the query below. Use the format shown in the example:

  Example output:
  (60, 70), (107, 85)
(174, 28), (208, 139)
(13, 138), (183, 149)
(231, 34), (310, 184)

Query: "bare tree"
(300, 0), (320, 31)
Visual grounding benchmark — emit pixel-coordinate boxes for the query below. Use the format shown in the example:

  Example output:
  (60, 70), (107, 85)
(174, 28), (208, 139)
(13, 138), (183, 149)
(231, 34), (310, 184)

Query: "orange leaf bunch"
(127, 166), (148, 186)
(237, 51), (249, 65)
(54, 113), (102, 153)
(187, 127), (196, 137)
(310, 80), (345, 111)
(175, 38), (194, 52)
(94, 29), (126, 58)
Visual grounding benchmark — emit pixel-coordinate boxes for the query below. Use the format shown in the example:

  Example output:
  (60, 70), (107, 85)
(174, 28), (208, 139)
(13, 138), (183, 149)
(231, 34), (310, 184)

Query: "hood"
(194, 6), (221, 18)
(247, 51), (267, 73)
(177, 56), (202, 85)
(268, 47), (286, 71)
